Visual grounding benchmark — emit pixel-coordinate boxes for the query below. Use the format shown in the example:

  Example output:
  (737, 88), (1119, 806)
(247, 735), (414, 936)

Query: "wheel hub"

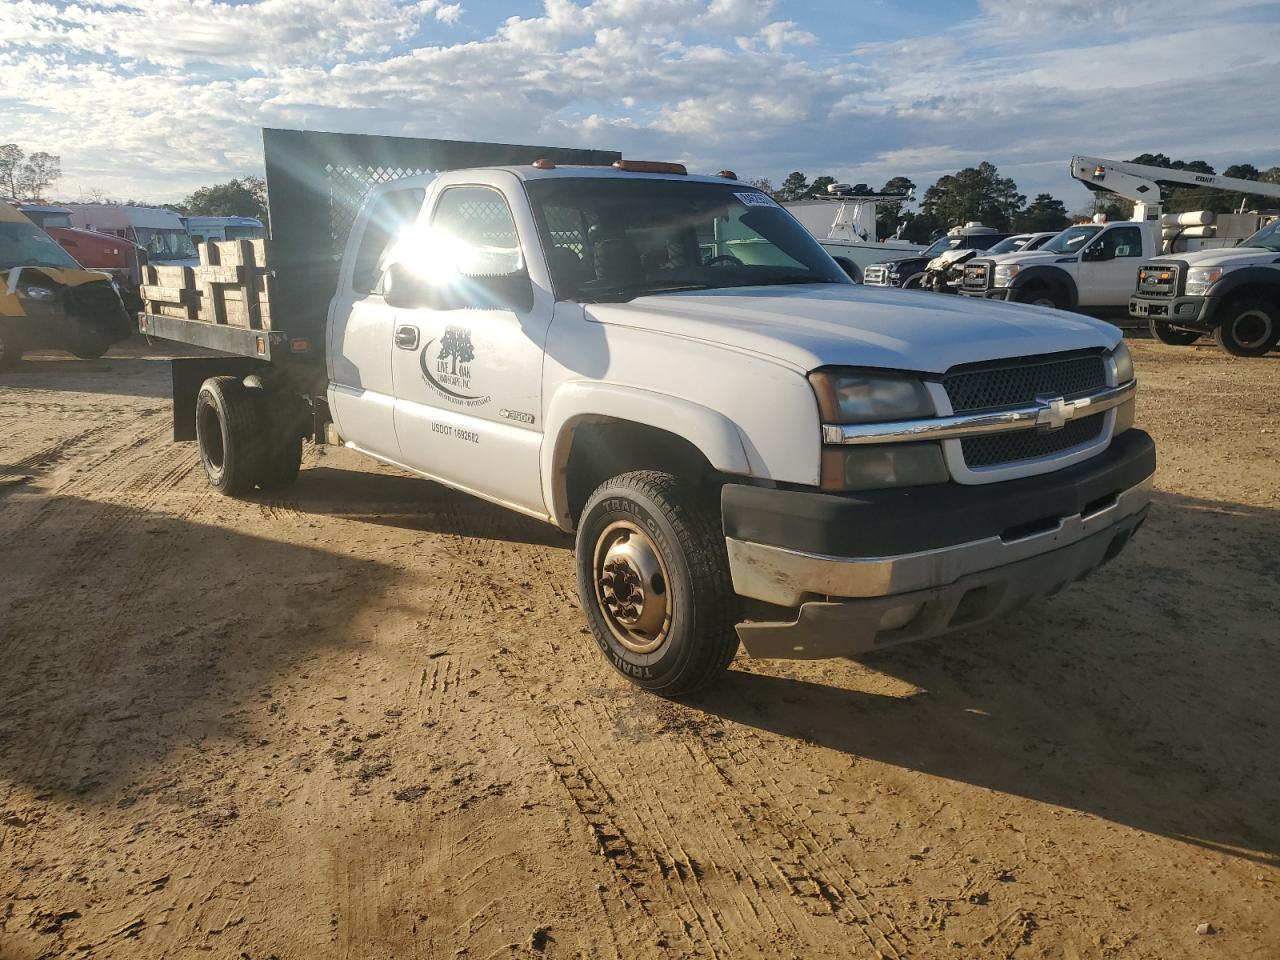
(594, 521), (671, 654)
(1233, 310), (1271, 350)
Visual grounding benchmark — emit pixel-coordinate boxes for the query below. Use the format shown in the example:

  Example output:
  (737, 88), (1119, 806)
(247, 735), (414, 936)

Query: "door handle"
(394, 325), (419, 350)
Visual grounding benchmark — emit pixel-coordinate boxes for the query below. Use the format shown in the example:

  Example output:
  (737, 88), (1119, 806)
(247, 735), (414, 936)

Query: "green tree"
(0, 143), (22, 198)
(743, 176), (775, 198)
(807, 175), (837, 198)
(1016, 194), (1070, 233)
(776, 171), (810, 202)
(877, 176), (915, 240)
(15, 151), (61, 200)
(920, 162), (1025, 232)
(181, 177), (267, 219)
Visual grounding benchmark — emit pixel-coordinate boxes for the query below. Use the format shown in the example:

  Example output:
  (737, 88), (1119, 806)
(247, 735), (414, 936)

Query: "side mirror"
(384, 264), (534, 312)
(1081, 244), (1112, 262)
(383, 262), (429, 308)
(832, 256), (861, 282)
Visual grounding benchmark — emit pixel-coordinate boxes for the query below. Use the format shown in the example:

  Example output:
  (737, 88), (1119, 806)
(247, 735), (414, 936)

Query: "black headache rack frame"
(142, 127), (621, 363)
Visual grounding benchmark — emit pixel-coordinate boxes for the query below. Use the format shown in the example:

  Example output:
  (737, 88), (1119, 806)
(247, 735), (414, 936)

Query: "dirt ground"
(0, 335), (1277, 960)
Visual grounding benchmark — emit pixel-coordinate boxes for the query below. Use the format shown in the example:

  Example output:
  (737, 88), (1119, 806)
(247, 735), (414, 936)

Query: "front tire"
(1213, 298), (1279, 357)
(195, 376), (265, 495)
(1016, 284), (1062, 309)
(1149, 318), (1201, 345)
(575, 471), (739, 695)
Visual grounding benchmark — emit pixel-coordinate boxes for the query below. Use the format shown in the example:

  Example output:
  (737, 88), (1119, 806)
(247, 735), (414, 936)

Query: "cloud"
(0, 0), (1275, 206)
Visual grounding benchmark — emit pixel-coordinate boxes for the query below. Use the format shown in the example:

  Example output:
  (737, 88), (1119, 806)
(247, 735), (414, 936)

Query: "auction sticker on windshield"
(735, 192), (778, 207)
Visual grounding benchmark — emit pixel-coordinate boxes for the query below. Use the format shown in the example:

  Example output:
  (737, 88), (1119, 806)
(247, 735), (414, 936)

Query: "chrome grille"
(943, 354), (1107, 414)
(962, 261), (991, 290)
(961, 415), (1105, 468)
(1136, 263), (1178, 298)
(863, 265), (889, 286)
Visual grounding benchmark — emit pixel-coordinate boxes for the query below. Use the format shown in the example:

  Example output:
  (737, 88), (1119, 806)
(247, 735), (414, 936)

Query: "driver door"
(1078, 226), (1144, 306)
(389, 180), (552, 516)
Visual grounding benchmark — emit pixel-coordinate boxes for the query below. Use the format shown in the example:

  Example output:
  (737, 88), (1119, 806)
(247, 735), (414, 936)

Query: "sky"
(2, 0), (1279, 212)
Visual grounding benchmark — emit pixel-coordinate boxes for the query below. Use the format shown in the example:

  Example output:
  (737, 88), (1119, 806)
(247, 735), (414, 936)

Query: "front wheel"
(575, 471), (739, 695)
(1016, 285), (1062, 309)
(1213, 298), (1279, 357)
(70, 337), (112, 360)
(1149, 318), (1201, 345)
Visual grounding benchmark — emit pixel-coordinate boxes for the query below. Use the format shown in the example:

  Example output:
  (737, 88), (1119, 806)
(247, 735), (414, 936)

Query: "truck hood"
(976, 250), (1071, 268)
(1157, 246), (1280, 268)
(585, 284), (1118, 374)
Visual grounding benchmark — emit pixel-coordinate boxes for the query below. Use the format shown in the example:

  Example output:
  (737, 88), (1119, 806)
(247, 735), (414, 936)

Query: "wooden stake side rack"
(140, 239), (275, 330)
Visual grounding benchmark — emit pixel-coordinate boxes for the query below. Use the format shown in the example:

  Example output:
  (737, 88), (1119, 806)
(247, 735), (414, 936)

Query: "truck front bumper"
(1128, 294), (1213, 326)
(959, 287), (1013, 301)
(723, 430), (1155, 659)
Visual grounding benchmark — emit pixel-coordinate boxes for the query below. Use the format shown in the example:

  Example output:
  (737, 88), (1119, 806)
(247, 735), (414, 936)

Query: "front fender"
(1009, 265), (1079, 307)
(542, 381), (752, 529)
(1207, 265), (1280, 305)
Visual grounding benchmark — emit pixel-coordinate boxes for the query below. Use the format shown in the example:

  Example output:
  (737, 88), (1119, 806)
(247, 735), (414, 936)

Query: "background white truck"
(961, 156), (1280, 317)
(140, 129), (1155, 694)
(1129, 216), (1280, 355)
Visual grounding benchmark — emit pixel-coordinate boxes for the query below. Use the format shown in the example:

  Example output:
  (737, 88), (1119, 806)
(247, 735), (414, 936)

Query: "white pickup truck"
(143, 129), (1155, 694)
(958, 219), (1155, 314)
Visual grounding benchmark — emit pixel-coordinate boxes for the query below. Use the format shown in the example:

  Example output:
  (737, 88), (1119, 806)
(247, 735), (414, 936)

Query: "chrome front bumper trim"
(727, 474), (1153, 610)
(821, 379), (1135, 446)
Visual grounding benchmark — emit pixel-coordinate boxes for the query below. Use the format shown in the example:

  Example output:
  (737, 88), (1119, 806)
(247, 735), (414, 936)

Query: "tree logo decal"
(419, 326), (490, 406)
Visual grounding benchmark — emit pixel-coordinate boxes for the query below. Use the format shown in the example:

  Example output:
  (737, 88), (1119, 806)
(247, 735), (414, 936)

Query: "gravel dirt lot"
(1, 336), (1277, 959)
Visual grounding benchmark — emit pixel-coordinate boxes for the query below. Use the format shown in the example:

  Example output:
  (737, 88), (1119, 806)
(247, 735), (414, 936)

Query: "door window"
(430, 186), (522, 277)
(1094, 226), (1143, 259)
(352, 187), (426, 294)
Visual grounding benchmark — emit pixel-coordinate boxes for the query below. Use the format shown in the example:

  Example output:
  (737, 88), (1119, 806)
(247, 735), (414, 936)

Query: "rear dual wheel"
(195, 376), (304, 495)
(575, 471), (739, 695)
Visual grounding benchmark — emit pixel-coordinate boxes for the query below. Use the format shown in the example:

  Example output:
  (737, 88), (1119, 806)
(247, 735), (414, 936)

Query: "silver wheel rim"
(593, 520), (672, 655)
(1231, 309), (1272, 350)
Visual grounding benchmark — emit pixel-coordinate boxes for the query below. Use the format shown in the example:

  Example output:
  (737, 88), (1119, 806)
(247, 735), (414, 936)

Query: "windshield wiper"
(750, 275), (838, 286)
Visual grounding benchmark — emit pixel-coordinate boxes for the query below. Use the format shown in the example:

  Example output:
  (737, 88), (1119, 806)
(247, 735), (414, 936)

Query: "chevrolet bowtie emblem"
(1035, 394), (1075, 432)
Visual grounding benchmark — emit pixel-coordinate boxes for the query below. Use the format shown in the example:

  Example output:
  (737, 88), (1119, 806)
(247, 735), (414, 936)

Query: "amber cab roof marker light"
(716, 170), (738, 180)
(612, 160), (687, 175)
(531, 159), (556, 169)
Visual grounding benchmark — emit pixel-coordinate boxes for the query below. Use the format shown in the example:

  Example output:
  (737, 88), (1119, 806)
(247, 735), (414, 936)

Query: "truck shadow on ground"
(276, 464), (572, 549)
(0, 354), (173, 399)
(696, 489), (1280, 867)
(0, 493), (398, 802)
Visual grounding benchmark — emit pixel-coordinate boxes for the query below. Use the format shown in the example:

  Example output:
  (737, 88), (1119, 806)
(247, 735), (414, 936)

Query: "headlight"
(809, 370), (935, 424)
(1110, 340), (1134, 383)
(19, 285), (56, 301)
(821, 443), (949, 491)
(1184, 266), (1225, 297)
(993, 263), (1021, 286)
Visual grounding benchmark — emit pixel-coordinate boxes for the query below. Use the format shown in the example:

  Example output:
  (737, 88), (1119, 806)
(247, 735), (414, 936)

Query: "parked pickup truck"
(141, 129), (1155, 694)
(959, 219), (1155, 314)
(1129, 216), (1280, 357)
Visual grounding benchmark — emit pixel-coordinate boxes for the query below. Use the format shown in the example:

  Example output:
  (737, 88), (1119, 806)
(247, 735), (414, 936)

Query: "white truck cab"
(960, 218), (1156, 312)
(146, 131), (1156, 695)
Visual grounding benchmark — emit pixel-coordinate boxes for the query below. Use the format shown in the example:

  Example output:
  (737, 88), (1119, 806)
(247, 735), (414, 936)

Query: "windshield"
(524, 178), (848, 302)
(0, 221), (83, 271)
(225, 224), (264, 240)
(134, 226), (197, 261)
(921, 236), (963, 258)
(988, 235), (1027, 254)
(1239, 219), (1280, 252)
(1043, 225), (1101, 255)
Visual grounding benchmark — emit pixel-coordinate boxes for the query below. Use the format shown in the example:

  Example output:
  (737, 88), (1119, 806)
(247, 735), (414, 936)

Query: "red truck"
(15, 203), (147, 310)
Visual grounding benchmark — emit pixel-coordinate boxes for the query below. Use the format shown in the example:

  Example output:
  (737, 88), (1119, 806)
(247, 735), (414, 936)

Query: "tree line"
(0, 144), (62, 201)
(751, 155), (1280, 243)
